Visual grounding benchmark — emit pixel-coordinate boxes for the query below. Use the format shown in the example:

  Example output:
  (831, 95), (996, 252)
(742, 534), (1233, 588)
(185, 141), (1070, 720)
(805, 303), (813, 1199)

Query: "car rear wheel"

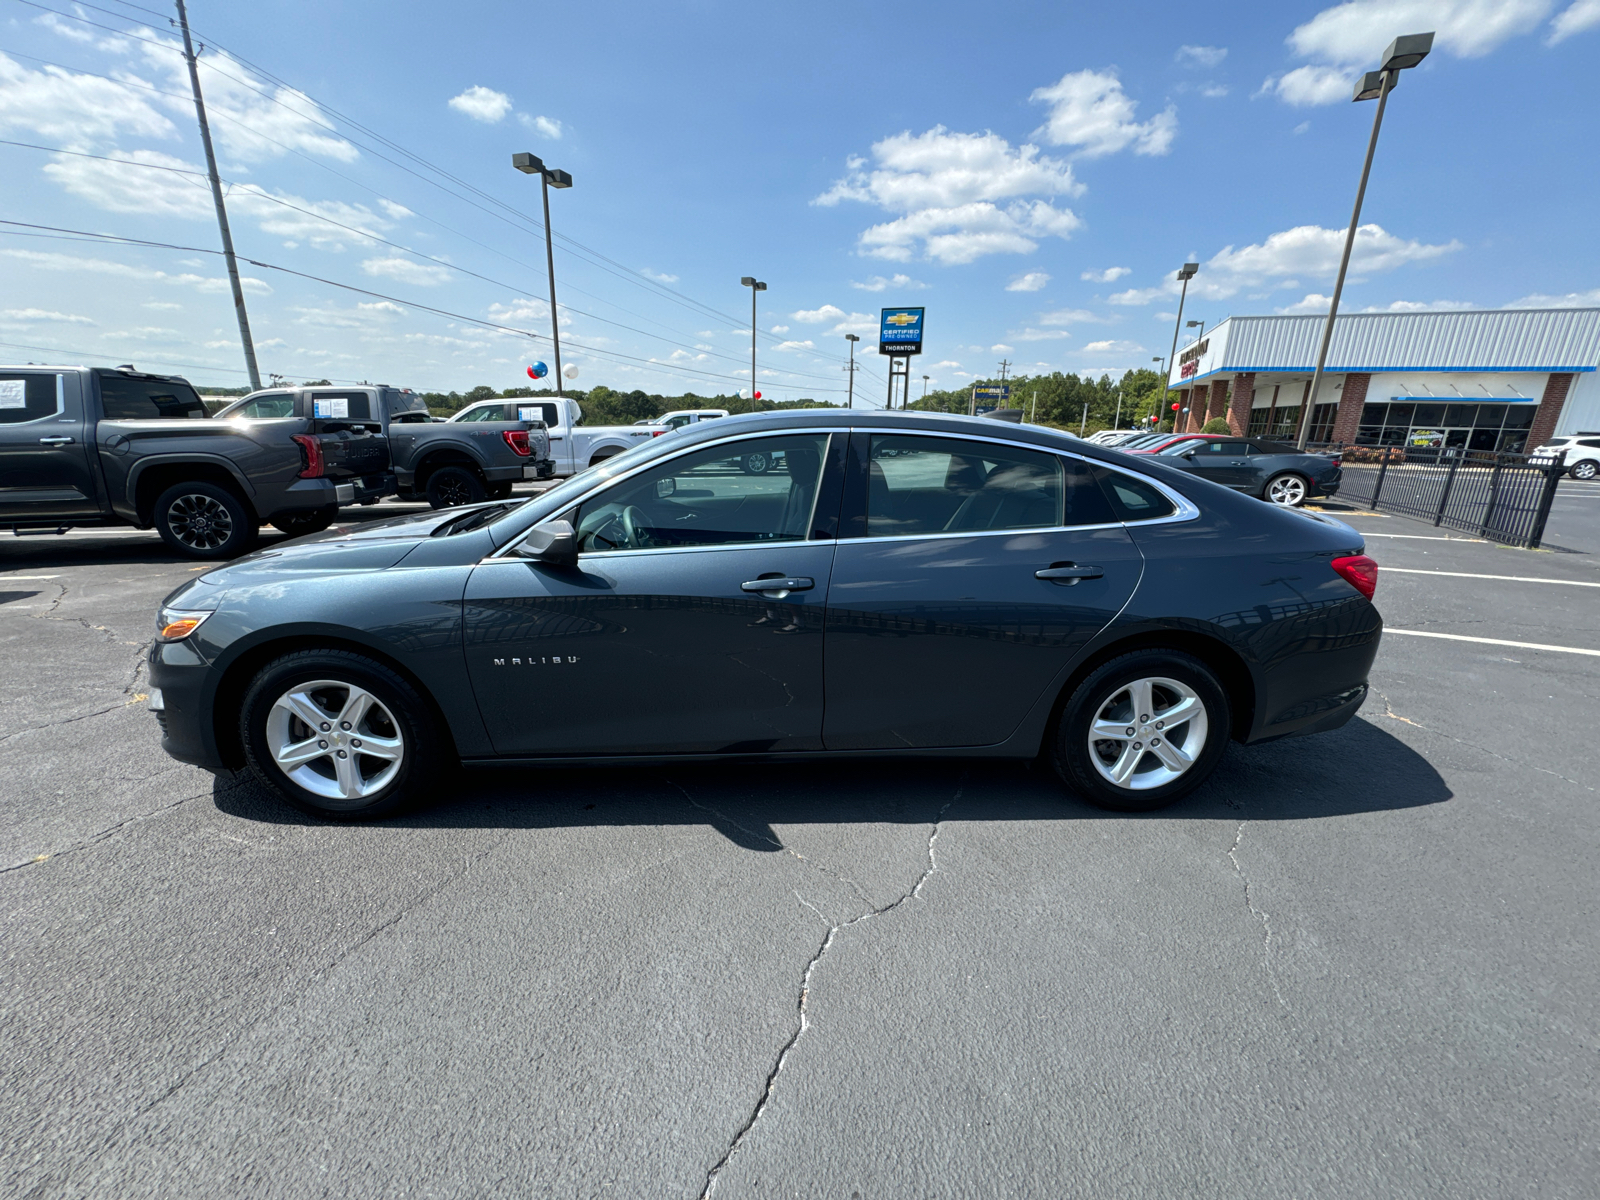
(1571, 459), (1598, 481)
(240, 649), (445, 820)
(153, 481), (257, 560)
(741, 451), (771, 475)
(1051, 650), (1230, 812)
(425, 465), (486, 509)
(1264, 473), (1308, 506)
(269, 506), (337, 538)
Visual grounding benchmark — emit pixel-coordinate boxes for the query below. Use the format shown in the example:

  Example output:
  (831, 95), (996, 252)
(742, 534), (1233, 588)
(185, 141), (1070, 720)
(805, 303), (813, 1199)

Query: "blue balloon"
(526, 361), (548, 380)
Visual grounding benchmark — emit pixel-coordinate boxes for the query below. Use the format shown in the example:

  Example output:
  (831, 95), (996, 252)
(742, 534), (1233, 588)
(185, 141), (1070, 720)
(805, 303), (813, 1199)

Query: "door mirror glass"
(656, 476), (676, 498)
(512, 519), (579, 567)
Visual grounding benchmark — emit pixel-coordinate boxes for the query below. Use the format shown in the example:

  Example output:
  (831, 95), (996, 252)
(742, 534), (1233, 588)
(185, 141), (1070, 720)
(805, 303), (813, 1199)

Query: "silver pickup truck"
(0, 365), (389, 559)
(218, 385), (553, 507)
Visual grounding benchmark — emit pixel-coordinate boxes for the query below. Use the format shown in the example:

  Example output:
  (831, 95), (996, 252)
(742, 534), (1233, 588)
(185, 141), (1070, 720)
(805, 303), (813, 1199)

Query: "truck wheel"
(424, 466), (486, 509)
(487, 481), (515, 500)
(270, 506), (337, 538)
(154, 481), (256, 560)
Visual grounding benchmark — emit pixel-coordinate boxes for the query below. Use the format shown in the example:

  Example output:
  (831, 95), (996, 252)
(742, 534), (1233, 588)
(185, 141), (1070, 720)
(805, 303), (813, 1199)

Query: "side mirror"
(656, 477), (676, 498)
(512, 519), (578, 567)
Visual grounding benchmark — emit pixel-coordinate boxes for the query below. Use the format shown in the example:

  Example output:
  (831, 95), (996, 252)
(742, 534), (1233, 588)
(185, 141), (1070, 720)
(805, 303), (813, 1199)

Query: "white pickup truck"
(448, 396), (659, 477)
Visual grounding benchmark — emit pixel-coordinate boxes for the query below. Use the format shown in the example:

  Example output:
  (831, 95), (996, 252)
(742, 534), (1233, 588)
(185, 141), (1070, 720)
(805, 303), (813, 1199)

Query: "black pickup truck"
(216, 385), (553, 507)
(0, 365), (389, 558)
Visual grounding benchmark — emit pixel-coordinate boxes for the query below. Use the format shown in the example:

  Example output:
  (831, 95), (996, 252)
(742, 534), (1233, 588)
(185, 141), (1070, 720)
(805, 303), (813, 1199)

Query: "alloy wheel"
(1086, 676), (1209, 791)
(1572, 460), (1597, 481)
(1266, 474), (1307, 506)
(264, 679), (405, 800)
(166, 492), (235, 550)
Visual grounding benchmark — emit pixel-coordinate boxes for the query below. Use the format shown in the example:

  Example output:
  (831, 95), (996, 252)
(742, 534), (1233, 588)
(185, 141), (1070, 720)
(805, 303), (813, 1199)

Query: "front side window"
(458, 404), (505, 422)
(1193, 440), (1250, 455)
(234, 393), (296, 419)
(1158, 438), (1205, 455)
(0, 373), (60, 425)
(572, 434), (830, 552)
(865, 435), (1112, 536)
(98, 374), (207, 420)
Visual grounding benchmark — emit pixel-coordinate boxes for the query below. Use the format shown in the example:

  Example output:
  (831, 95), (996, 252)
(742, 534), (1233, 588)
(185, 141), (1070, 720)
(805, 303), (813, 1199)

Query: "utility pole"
(845, 334), (859, 408)
(1080, 401), (1088, 438)
(175, 0), (260, 391)
(997, 358), (1011, 383)
(1031, 389), (1038, 423)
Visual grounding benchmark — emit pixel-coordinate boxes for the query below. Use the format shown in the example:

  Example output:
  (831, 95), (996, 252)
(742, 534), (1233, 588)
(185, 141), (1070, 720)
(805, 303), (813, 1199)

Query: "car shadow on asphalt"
(212, 715), (1450, 849)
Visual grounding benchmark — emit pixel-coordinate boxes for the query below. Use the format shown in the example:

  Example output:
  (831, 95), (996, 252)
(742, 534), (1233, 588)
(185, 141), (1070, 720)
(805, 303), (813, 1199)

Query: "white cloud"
(1505, 287), (1600, 307)
(773, 340), (816, 351)
(992, 344), (1014, 353)
(792, 304), (848, 323)
(518, 113), (563, 139)
(142, 301), (182, 311)
(360, 256), (452, 287)
(1177, 45), (1228, 67)
(1294, 121), (1311, 135)
(814, 127), (1082, 264)
(639, 268), (679, 283)
(449, 85), (512, 123)
(769, 324), (790, 333)
(1029, 69), (1177, 158)
(1013, 328), (1073, 341)
(1082, 339), (1146, 354)
(851, 273), (928, 291)
(1080, 266), (1131, 283)
(0, 308), (95, 324)
(930, 359), (962, 369)
(3, 248), (270, 294)
(1550, 0), (1600, 41)
(1039, 308), (1109, 325)
(1289, 0), (1552, 64)
(1006, 272), (1051, 292)
(0, 51), (175, 144)
(1260, 64), (1355, 106)
(378, 200), (413, 220)
(1200, 84), (1230, 98)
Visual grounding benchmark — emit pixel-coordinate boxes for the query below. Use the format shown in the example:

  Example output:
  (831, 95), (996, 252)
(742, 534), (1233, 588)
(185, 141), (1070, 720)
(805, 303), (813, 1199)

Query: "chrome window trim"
(834, 521), (1127, 548)
(491, 426), (849, 560)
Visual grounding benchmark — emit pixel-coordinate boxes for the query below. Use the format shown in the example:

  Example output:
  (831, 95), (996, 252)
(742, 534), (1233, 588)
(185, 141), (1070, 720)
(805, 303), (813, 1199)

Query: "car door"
(0, 370), (100, 520)
(462, 430), (844, 756)
(822, 431), (1144, 750)
(1181, 439), (1256, 489)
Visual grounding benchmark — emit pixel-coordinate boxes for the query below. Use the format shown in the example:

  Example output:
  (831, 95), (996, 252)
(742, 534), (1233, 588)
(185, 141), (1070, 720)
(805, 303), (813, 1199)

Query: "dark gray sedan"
(1147, 435), (1343, 506)
(148, 411), (1381, 821)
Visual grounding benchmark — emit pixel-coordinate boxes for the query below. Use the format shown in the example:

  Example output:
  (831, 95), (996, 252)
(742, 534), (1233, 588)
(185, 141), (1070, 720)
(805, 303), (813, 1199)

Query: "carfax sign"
(878, 307), (924, 356)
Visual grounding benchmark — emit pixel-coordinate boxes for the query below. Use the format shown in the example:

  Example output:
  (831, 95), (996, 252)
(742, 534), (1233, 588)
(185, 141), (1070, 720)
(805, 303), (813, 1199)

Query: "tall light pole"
(921, 374), (929, 404)
(1187, 318), (1205, 341)
(1165, 261), (1199, 430)
(845, 333), (859, 408)
(512, 153), (573, 397)
(1297, 32), (1434, 448)
(741, 276), (767, 407)
(175, 0), (260, 391)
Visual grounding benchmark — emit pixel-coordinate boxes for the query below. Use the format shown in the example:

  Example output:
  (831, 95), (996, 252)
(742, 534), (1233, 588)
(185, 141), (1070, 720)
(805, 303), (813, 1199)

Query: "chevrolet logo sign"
(884, 312), (918, 326)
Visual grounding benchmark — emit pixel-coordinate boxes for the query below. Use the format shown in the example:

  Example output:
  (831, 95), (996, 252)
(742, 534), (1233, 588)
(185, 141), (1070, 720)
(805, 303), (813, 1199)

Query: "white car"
(448, 397), (655, 476)
(646, 408), (731, 433)
(1533, 433), (1600, 481)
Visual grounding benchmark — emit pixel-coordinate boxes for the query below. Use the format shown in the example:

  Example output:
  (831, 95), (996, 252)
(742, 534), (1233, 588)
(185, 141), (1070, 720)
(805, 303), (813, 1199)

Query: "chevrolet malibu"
(148, 410), (1382, 820)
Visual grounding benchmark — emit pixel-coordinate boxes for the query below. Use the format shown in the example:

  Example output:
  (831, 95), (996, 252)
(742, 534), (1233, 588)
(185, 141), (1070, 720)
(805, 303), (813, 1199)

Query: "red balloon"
(1171, 402), (1180, 410)
(753, 391), (762, 400)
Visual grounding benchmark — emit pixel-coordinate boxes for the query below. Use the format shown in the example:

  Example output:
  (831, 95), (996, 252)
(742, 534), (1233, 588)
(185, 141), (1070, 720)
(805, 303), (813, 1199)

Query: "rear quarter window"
(1093, 467), (1177, 521)
(0, 373), (61, 425)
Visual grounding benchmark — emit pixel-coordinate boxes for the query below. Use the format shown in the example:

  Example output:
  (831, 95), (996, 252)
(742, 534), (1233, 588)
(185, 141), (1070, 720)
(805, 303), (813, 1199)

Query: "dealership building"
(1166, 308), (1600, 452)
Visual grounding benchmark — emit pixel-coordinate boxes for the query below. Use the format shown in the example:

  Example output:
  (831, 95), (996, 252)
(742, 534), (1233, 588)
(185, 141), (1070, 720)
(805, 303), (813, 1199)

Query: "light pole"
(512, 153), (573, 398)
(1297, 31), (1434, 448)
(845, 333), (859, 408)
(1187, 318), (1205, 341)
(1148, 356), (1165, 428)
(1165, 261), (1199, 430)
(741, 276), (767, 407)
(921, 374), (929, 405)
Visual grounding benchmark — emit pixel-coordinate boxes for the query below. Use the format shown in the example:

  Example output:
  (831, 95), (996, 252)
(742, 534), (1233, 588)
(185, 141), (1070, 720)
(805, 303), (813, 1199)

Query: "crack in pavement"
(1228, 822), (1287, 1009)
(1373, 687), (1595, 794)
(697, 780), (961, 1199)
(1, 770), (223, 874)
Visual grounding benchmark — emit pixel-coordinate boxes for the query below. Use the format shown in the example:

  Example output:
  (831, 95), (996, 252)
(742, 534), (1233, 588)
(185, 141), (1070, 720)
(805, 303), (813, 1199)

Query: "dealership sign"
(1179, 337), (1209, 378)
(879, 307), (924, 356)
(972, 385), (1010, 403)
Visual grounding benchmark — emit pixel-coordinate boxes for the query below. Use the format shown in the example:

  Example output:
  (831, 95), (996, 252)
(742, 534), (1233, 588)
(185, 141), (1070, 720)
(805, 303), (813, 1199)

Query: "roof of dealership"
(1170, 308), (1600, 387)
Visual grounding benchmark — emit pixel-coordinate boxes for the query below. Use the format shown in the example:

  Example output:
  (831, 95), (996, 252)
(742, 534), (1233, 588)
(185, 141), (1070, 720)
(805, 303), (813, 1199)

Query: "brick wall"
(1528, 373), (1571, 449)
(1226, 373), (1255, 435)
(1332, 372), (1371, 443)
(1176, 387), (1191, 430)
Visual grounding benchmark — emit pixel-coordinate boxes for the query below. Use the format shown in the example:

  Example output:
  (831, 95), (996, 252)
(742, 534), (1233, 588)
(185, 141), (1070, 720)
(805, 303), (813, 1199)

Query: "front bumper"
(147, 639), (229, 771)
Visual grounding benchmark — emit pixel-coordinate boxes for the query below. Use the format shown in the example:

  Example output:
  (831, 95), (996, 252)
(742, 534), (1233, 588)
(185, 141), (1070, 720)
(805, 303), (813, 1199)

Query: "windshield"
(487, 432), (680, 537)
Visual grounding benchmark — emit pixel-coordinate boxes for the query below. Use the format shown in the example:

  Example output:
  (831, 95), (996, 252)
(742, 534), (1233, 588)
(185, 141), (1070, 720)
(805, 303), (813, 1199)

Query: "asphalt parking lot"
(3, 482), (1597, 1198)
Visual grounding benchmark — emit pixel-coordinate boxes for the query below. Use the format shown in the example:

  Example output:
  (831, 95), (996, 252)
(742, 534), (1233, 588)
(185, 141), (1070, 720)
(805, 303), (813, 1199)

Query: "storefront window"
(1351, 400), (1537, 455)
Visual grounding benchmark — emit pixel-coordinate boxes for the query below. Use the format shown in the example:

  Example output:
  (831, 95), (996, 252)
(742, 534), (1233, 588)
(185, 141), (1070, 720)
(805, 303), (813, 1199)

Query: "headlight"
(156, 607), (213, 643)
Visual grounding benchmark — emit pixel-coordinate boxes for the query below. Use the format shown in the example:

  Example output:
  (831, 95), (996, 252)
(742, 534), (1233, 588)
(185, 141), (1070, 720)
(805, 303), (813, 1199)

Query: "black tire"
(1571, 460), (1598, 481)
(1263, 472), (1309, 507)
(269, 506), (337, 537)
(1050, 649), (1231, 813)
(487, 481), (515, 500)
(588, 450), (620, 469)
(424, 465), (487, 509)
(153, 480), (257, 560)
(240, 648), (446, 820)
(741, 451), (771, 475)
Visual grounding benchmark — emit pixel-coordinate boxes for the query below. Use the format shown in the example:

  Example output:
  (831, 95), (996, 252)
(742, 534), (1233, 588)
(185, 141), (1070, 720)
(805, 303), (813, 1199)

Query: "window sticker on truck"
(519, 407), (536, 421)
(314, 398), (349, 418)
(0, 380), (25, 408)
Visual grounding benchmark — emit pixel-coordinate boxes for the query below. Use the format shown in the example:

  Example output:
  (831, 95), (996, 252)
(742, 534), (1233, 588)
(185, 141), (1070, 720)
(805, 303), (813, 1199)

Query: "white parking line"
(1386, 629), (1600, 657)
(0, 574), (62, 581)
(1384, 568), (1600, 588)
(1358, 532), (1486, 542)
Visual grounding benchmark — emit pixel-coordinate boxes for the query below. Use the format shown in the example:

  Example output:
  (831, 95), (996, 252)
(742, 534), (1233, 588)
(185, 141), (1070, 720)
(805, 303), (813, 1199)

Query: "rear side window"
(1093, 467), (1178, 522)
(0, 373), (61, 425)
(309, 391), (372, 420)
(98, 374), (207, 420)
(514, 402), (559, 425)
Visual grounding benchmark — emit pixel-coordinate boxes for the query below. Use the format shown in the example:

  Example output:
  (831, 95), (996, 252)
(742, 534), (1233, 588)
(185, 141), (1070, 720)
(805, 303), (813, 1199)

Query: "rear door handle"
(1036, 564), (1103, 584)
(38, 436), (75, 446)
(741, 576), (814, 594)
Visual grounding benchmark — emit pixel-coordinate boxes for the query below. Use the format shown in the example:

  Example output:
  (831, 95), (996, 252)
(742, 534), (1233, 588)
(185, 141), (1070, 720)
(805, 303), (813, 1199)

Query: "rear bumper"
(342, 471), (396, 504)
(483, 464), (526, 483)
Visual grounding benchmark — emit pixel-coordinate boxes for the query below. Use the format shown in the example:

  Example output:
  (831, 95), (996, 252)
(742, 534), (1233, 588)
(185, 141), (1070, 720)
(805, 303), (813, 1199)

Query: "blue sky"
(2, 0), (1598, 402)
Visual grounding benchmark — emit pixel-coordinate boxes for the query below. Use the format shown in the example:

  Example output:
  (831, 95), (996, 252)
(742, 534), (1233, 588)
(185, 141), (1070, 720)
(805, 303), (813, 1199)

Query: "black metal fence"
(1310, 445), (1566, 549)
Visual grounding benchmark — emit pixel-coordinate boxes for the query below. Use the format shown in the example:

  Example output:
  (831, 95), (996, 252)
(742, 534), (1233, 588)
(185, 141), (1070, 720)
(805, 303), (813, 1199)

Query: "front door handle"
(38, 436), (75, 446)
(1036, 564), (1103, 584)
(741, 576), (814, 594)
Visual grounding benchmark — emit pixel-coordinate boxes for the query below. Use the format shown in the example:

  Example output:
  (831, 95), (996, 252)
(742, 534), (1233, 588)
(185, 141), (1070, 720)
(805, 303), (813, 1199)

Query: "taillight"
(502, 429), (532, 457)
(651, 429), (666, 437)
(291, 434), (324, 478)
(1331, 554), (1378, 600)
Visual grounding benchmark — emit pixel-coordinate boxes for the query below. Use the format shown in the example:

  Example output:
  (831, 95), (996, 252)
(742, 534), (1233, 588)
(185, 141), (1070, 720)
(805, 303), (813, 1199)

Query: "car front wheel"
(1264, 472), (1308, 506)
(240, 649), (446, 820)
(1051, 649), (1230, 812)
